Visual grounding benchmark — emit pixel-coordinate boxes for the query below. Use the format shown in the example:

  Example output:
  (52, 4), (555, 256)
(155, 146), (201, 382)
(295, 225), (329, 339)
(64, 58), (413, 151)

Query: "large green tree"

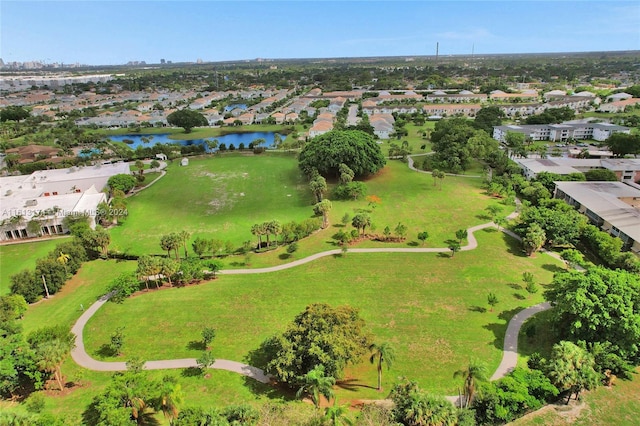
(107, 174), (137, 194)
(298, 130), (386, 178)
(0, 106), (30, 122)
(166, 108), (208, 133)
(604, 133), (640, 157)
(473, 106), (504, 135)
(263, 303), (369, 383)
(544, 266), (640, 363)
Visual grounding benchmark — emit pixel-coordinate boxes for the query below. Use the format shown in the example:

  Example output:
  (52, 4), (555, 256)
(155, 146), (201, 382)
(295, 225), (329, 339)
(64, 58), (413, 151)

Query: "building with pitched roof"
(0, 162), (129, 241)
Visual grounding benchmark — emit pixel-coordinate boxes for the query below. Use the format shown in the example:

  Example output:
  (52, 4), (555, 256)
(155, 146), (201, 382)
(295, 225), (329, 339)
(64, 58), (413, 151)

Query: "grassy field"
(110, 154), (508, 265)
(85, 230), (562, 399)
(0, 238), (68, 294)
(110, 153), (315, 256)
(5, 150), (554, 423)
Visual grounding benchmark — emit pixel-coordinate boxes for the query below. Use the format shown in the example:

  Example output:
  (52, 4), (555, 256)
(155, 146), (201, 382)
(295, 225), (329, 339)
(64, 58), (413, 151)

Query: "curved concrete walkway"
(70, 220), (551, 390)
(70, 292), (271, 383)
(490, 301), (551, 380)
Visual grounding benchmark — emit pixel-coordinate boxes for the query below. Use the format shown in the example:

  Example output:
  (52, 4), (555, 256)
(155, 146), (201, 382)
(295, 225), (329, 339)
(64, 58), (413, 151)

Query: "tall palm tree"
(315, 199), (333, 229)
(296, 365), (335, 409)
(250, 224), (262, 248)
(453, 361), (488, 408)
(269, 220), (282, 247)
(178, 230), (191, 258)
(369, 342), (395, 391)
(57, 251), (70, 275)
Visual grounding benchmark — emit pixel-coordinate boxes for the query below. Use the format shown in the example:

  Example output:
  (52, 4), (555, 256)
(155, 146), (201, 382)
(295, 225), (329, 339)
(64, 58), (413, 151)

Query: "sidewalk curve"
(70, 219), (553, 392)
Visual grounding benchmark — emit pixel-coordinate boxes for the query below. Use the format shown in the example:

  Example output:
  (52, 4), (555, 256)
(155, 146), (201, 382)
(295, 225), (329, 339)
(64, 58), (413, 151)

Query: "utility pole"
(41, 275), (50, 299)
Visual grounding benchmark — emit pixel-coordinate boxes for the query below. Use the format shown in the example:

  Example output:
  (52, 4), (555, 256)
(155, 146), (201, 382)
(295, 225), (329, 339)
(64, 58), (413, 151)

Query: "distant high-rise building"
(160, 59), (166, 64)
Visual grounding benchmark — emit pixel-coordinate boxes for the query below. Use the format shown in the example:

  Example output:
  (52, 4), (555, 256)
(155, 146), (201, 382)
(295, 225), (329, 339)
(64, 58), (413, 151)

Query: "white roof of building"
(600, 158), (640, 171)
(0, 185), (106, 222)
(516, 158), (581, 175)
(555, 181), (640, 242)
(0, 163), (127, 223)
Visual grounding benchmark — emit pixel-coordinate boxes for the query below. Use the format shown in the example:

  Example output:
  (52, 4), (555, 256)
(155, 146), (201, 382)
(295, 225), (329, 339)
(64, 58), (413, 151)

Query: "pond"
(108, 131), (284, 151)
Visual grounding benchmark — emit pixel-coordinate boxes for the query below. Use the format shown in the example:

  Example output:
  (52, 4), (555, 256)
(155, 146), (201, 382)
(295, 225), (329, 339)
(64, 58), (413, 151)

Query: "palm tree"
(36, 340), (67, 391)
(369, 342), (396, 391)
(269, 220), (282, 247)
(453, 361), (488, 408)
(160, 378), (184, 425)
(159, 257), (178, 287)
(351, 214), (371, 236)
(178, 230), (191, 258)
(296, 365), (335, 409)
(315, 199), (332, 229)
(309, 175), (327, 202)
(57, 251), (70, 275)
(250, 224), (262, 248)
(324, 399), (353, 426)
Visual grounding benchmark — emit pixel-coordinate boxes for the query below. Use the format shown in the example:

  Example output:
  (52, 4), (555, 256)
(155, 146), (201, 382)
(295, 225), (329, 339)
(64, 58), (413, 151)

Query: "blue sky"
(2, 1), (639, 65)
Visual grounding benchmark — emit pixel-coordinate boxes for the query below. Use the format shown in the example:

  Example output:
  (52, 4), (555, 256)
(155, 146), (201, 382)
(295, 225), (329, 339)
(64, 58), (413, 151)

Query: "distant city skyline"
(2, 1), (639, 66)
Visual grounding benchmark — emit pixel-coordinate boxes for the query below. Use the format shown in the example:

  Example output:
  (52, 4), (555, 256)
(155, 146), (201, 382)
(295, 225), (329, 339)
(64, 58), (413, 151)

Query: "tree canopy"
(166, 108), (208, 133)
(544, 266), (640, 363)
(604, 133), (640, 158)
(298, 130), (386, 178)
(107, 173), (137, 194)
(473, 106), (504, 135)
(0, 106), (30, 122)
(262, 303), (370, 383)
(428, 117), (499, 173)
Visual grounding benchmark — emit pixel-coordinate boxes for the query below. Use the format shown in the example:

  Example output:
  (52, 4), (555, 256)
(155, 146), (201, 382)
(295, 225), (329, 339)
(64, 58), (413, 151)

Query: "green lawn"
(7, 150), (546, 423)
(0, 238), (68, 294)
(110, 153), (315, 256)
(20, 259), (135, 335)
(111, 154), (509, 266)
(85, 230), (562, 400)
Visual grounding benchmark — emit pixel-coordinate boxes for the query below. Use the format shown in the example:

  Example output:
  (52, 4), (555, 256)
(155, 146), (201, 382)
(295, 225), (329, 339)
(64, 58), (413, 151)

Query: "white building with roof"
(493, 122), (630, 143)
(554, 181), (640, 254)
(515, 157), (640, 181)
(0, 162), (129, 241)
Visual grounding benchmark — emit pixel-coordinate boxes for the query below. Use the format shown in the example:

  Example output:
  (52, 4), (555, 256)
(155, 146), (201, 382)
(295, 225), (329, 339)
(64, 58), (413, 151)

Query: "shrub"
(107, 272), (141, 303)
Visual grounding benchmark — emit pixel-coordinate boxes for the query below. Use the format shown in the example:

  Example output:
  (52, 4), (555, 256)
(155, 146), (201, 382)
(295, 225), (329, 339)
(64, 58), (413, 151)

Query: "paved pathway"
(69, 158), (555, 393)
(70, 292), (271, 383)
(490, 302), (551, 380)
(70, 220), (552, 390)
